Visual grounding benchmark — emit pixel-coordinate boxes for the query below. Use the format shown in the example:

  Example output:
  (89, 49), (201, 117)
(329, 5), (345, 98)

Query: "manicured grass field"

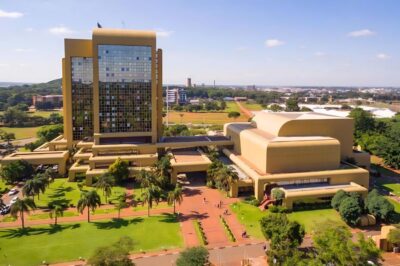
(0, 126), (41, 139)
(230, 202), (347, 239)
(0, 215), (183, 266)
(164, 111), (248, 125)
(35, 178), (126, 208)
(225, 102), (241, 113)
(242, 102), (264, 111)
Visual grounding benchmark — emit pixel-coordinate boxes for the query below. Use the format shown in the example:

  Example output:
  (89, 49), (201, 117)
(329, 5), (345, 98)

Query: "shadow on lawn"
(0, 223), (81, 239)
(93, 217), (144, 229)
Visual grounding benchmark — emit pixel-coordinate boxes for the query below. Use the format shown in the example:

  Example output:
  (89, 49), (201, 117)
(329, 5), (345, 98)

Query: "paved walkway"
(176, 185), (255, 248)
(235, 100), (255, 118)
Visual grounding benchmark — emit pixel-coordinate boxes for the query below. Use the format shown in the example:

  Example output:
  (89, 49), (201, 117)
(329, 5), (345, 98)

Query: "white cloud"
(0, 63), (9, 67)
(348, 29), (375, 37)
(265, 39), (285, 48)
(15, 48), (33, 52)
(376, 53), (390, 60)
(25, 27), (34, 32)
(155, 29), (174, 37)
(49, 26), (74, 35)
(0, 9), (23, 18)
(314, 51), (326, 57)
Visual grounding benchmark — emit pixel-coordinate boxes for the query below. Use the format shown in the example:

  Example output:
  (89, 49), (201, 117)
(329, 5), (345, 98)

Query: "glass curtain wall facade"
(71, 57), (94, 140)
(98, 45), (152, 133)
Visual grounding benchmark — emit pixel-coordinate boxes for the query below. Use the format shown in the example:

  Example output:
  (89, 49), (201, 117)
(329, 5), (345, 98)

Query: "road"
(132, 243), (266, 266)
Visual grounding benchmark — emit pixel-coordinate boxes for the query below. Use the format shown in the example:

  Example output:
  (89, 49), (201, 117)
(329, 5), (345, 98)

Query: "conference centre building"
(1, 28), (370, 209)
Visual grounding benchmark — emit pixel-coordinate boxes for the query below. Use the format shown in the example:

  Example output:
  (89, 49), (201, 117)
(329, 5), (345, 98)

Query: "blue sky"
(0, 0), (399, 86)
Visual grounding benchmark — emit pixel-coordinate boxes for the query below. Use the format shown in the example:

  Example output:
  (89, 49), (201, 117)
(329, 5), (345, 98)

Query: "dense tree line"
(350, 107), (400, 169)
(0, 107), (62, 127)
(184, 86), (283, 106)
(0, 79), (61, 111)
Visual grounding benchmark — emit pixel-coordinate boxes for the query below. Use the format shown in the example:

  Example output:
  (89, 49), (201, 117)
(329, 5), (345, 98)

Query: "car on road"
(8, 189), (19, 196)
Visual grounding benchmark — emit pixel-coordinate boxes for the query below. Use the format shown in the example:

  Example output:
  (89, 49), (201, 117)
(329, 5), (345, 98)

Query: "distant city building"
(166, 88), (187, 105)
(223, 97), (234, 101)
(234, 96), (247, 101)
(186, 78), (192, 88)
(32, 95), (63, 108)
(189, 99), (200, 105)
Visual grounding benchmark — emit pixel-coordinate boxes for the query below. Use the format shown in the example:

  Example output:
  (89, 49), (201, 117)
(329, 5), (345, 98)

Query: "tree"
(313, 222), (381, 265)
(220, 100), (227, 110)
(0, 160), (34, 184)
(228, 111), (240, 120)
(339, 196), (362, 226)
(77, 190), (101, 222)
(141, 184), (161, 216)
(108, 158), (130, 184)
(167, 184), (183, 214)
(95, 173), (115, 204)
(49, 204), (64, 225)
(348, 107), (375, 140)
(214, 165), (238, 196)
(271, 188), (285, 205)
(365, 189), (394, 221)
(331, 190), (349, 210)
(48, 113), (63, 124)
(10, 198), (36, 229)
(88, 236), (135, 266)
(0, 132), (15, 145)
(153, 155), (172, 189)
(115, 194), (128, 219)
(260, 213), (305, 265)
(22, 175), (46, 202)
(269, 104), (283, 112)
(37, 124), (64, 142)
(176, 246), (209, 266)
(387, 227), (400, 248)
(135, 169), (157, 190)
(285, 98), (300, 112)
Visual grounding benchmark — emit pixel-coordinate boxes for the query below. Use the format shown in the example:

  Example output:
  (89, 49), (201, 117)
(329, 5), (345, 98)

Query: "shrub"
(365, 189), (394, 221)
(339, 197), (362, 226)
(269, 205), (290, 213)
(220, 216), (236, 242)
(176, 246), (209, 266)
(387, 228), (400, 247)
(331, 190), (349, 210)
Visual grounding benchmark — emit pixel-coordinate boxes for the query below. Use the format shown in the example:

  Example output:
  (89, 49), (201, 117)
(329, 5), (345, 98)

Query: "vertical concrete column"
(170, 168), (178, 184)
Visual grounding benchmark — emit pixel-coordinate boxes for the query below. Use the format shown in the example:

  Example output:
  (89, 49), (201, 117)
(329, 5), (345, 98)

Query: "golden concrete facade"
(223, 112), (370, 207)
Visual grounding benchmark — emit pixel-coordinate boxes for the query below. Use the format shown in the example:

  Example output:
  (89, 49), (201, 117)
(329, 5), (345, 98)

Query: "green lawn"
(28, 110), (62, 118)
(35, 178), (126, 209)
(0, 215), (183, 266)
(0, 126), (41, 140)
(230, 202), (347, 239)
(225, 102), (241, 113)
(242, 102), (264, 111)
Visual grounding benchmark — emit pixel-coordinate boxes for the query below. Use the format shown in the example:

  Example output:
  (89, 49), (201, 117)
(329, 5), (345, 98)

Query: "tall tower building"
(186, 77), (192, 88)
(62, 28), (163, 147)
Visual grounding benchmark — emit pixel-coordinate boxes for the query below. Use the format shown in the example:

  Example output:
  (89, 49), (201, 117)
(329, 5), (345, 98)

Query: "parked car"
(8, 189), (19, 196)
(10, 196), (19, 205)
(0, 205), (11, 215)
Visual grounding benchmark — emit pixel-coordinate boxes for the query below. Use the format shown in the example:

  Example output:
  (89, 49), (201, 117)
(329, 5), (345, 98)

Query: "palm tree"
(167, 184), (183, 214)
(77, 190), (101, 222)
(22, 176), (46, 202)
(114, 194), (127, 219)
(10, 198), (36, 229)
(215, 165), (239, 196)
(43, 168), (57, 186)
(49, 204), (64, 225)
(95, 173), (114, 204)
(141, 184), (161, 217)
(136, 169), (156, 190)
